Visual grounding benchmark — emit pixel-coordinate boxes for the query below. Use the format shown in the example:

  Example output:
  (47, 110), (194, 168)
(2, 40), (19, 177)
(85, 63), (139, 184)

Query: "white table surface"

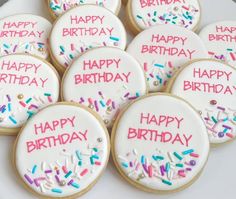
(0, 0), (236, 198)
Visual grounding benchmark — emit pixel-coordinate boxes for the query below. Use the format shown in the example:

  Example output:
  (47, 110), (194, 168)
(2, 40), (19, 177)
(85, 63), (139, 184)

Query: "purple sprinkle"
(6, 95), (11, 102)
(94, 100), (99, 112)
(68, 179), (74, 186)
(222, 125), (232, 130)
(129, 162), (133, 167)
(218, 132), (225, 138)
(112, 101), (116, 109)
(190, 160), (196, 166)
(13, 45), (18, 52)
(160, 165), (165, 176)
(45, 170), (52, 174)
(34, 179), (40, 187)
(142, 164), (149, 174)
(56, 170), (60, 175)
(128, 96), (138, 100)
(24, 174), (33, 184)
(186, 168), (192, 171)
(55, 175), (60, 183)
(124, 92), (130, 98)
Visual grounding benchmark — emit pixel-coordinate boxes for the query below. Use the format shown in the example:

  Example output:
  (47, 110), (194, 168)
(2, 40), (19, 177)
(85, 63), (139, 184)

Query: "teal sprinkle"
(8, 103), (11, 112)
(60, 46), (65, 52)
(223, 117), (228, 122)
(154, 63), (164, 68)
(100, 100), (105, 107)
(152, 19), (157, 22)
(165, 162), (170, 172)
(121, 162), (128, 168)
(137, 15), (142, 19)
(223, 128), (228, 133)
(25, 44), (29, 49)
(110, 36), (120, 42)
(233, 117), (236, 121)
(71, 182), (80, 189)
(173, 152), (183, 160)
(9, 116), (17, 124)
(154, 11), (157, 16)
(182, 13), (188, 19)
(141, 155), (145, 164)
(156, 75), (163, 84)
(90, 157), (95, 165)
(51, 188), (62, 193)
(176, 163), (184, 168)
(211, 116), (218, 124)
(64, 171), (72, 178)
(76, 150), (82, 160)
(3, 44), (9, 48)
(136, 92), (140, 97)
(78, 161), (82, 166)
(44, 93), (51, 97)
(26, 98), (32, 104)
(69, 54), (74, 59)
(93, 148), (98, 152)
(92, 155), (99, 159)
(162, 179), (172, 186)
(182, 149), (194, 155)
(152, 155), (164, 161)
(32, 165), (37, 174)
(227, 48), (233, 51)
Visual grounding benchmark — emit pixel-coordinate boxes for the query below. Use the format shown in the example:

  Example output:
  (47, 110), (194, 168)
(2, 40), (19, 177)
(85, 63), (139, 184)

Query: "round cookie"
(47, 0), (122, 19)
(126, 0), (201, 35)
(199, 21), (236, 67)
(0, 14), (52, 59)
(49, 5), (127, 74)
(111, 93), (209, 192)
(62, 47), (147, 128)
(13, 102), (110, 199)
(0, 54), (60, 135)
(126, 24), (208, 92)
(166, 59), (236, 145)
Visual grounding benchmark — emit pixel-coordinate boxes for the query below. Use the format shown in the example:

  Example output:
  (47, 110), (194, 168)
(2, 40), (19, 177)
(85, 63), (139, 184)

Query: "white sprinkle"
(41, 162), (46, 171)
(133, 149), (137, 155)
(118, 155), (127, 162)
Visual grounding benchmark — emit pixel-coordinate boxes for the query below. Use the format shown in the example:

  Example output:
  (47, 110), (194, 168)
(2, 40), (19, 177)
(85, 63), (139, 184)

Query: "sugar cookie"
(13, 102), (110, 198)
(166, 59), (236, 145)
(0, 54), (60, 135)
(0, 14), (52, 59)
(126, 24), (208, 92)
(112, 93), (209, 192)
(199, 21), (236, 67)
(47, 0), (121, 19)
(49, 5), (127, 74)
(62, 47), (147, 128)
(126, 0), (201, 35)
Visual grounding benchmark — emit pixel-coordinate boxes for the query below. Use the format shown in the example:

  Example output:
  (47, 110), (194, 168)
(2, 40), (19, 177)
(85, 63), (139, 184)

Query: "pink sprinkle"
(208, 51), (215, 56)
(19, 101), (26, 107)
(106, 99), (112, 106)
(80, 169), (88, 176)
(48, 96), (53, 103)
(226, 133), (234, 138)
(178, 170), (186, 177)
(182, 5), (189, 10)
(88, 98), (93, 105)
(62, 166), (68, 174)
(34, 179), (40, 187)
(95, 161), (101, 166)
(190, 153), (199, 158)
(168, 61), (173, 68)
(148, 165), (153, 177)
(230, 52), (236, 61)
(135, 163), (140, 171)
(71, 44), (75, 51)
(144, 62), (148, 72)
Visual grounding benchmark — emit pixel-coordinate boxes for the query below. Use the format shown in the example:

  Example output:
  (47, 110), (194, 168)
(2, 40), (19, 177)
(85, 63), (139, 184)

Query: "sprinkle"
(178, 170), (186, 177)
(162, 179), (172, 186)
(51, 188), (62, 193)
(24, 174), (33, 184)
(141, 155), (145, 164)
(226, 133), (234, 138)
(154, 63), (164, 68)
(176, 163), (184, 168)
(190, 153), (199, 158)
(9, 116), (17, 124)
(26, 98), (32, 104)
(32, 165), (37, 174)
(182, 149), (194, 155)
(45, 170), (52, 174)
(80, 169), (88, 176)
(121, 162), (129, 168)
(67, 179), (74, 186)
(230, 52), (236, 61)
(71, 182), (80, 189)
(65, 170), (72, 178)
(62, 166), (68, 174)
(76, 150), (82, 160)
(148, 165), (153, 177)
(211, 116), (218, 124)
(6, 94), (11, 102)
(173, 152), (183, 160)
(19, 101), (26, 107)
(110, 36), (120, 41)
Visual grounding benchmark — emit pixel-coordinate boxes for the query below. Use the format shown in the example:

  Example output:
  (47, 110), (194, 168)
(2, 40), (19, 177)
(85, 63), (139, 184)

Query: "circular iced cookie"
(126, 0), (201, 35)
(166, 59), (236, 145)
(47, 0), (121, 19)
(126, 24), (208, 92)
(49, 5), (127, 74)
(62, 47), (147, 128)
(112, 94), (209, 192)
(14, 102), (110, 198)
(0, 54), (60, 135)
(0, 14), (52, 59)
(199, 21), (236, 67)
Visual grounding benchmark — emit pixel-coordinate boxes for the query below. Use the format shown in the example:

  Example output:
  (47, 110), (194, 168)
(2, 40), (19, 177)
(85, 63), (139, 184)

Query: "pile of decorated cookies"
(0, 0), (235, 198)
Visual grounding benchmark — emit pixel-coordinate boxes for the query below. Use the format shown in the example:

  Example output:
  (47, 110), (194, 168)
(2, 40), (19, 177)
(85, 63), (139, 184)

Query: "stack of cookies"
(0, 0), (235, 198)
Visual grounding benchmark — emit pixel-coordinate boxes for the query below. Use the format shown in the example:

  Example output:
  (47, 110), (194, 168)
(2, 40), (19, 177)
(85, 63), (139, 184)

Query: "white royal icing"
(48, 0), (121, 17)
(169, 59), (236, 144)
(126, 24), (208, 92)
(113, 94), (209, 191)
(15, 103), (109, 197)
(50, 5), (127, 69)
(199, 21), (236, 68)
(62, 47), (147, 127)
(0, 14), (52, 59)
(130, 0), (200, 31)
(0, 54), (59, 129)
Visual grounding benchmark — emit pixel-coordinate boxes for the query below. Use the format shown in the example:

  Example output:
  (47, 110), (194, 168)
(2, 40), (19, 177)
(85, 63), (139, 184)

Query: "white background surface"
(0, 0), (236, 198)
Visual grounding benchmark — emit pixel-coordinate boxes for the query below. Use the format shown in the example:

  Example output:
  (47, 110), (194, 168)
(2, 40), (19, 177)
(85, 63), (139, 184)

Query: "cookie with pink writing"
(48, 0), (121, 19)
(49, 5), (127, 74)
(0, 14), (52, 59)
(199, 21), (236, 67)
(126, 0), (201, 35)
(127, 24), (208, 92)
(0, 54), (60, 135)
(62, 47), (147, 128)
(166, 59), (236, 145)
(14, 102), (110, 198)
(111, 94), (209, 192)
